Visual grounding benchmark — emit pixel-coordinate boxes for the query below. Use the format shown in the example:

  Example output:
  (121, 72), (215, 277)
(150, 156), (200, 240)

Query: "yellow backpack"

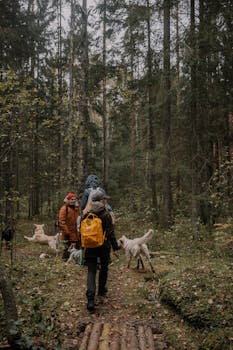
(80, 213), (105, 248)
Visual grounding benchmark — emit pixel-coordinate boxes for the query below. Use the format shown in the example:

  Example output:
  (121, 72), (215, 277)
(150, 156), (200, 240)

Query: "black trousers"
(85, 255), (109, 300)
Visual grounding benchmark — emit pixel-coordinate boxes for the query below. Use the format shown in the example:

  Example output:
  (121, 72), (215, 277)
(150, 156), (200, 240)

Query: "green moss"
(159, 261), (233, 348)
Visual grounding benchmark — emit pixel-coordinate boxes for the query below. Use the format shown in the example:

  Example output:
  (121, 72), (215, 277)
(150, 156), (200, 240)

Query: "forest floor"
(0, 246), (175, 349)
(0, 217), (233, 349)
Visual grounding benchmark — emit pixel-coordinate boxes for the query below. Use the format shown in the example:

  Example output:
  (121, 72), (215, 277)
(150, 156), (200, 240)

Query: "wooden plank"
(138, 325), (147, 350)
(145, 327), (155, 350)
(120, 326), (127, 350)
(99, 323), (111, 350)
(87, 322), (102, 350)
(79, 324), (92, 350)
(109, 323), (120, 350)
(129, 327), (139, 350)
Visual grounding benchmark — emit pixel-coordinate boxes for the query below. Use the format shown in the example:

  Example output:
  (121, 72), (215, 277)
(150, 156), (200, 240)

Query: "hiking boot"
(98, 287), (108, 297)
(87, 299), (95, 312)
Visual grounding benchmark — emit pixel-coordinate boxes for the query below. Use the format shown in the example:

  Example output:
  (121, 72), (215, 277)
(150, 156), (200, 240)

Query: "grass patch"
(159, 256), (233, 349)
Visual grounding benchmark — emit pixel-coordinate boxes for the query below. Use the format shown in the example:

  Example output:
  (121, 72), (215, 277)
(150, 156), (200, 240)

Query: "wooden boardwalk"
(77, 319), (168, 350)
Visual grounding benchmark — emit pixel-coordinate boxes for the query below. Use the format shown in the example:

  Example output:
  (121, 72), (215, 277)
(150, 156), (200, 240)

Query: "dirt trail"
(1, 247), (172, 349)
(62, 260), (171, 349)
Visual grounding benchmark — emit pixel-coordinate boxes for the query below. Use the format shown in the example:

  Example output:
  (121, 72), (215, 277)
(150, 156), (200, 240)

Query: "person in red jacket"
(59, 193), (80, 261)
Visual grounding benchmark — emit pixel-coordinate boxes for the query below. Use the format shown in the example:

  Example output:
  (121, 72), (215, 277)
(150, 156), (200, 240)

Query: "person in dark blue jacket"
(80, 174), (114, 219)
(80, 174), (100, 211)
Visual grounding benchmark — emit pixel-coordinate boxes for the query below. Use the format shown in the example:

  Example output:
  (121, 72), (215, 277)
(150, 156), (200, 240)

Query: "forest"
(0, 0), (233, 349)
(0, 0), (232, 229)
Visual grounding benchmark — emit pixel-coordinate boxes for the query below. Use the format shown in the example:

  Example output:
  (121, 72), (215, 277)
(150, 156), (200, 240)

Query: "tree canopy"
(0, 0), (232, 232)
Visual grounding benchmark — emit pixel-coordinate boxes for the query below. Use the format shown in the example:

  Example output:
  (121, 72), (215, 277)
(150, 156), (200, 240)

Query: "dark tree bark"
(67, 0), (75, 185)
(32, 117), (40, 217)
(146, 0), (158, 223)
(58, 0), (64, 195)
(161, 0), (172, 227)
(197, 0), (214, 230)
(128, 1), (136, 182)
(190, 0), (200, 240)
(0, 267), (21, 348)
(78, 0), (90, 186)
(102, 0), (110, 191)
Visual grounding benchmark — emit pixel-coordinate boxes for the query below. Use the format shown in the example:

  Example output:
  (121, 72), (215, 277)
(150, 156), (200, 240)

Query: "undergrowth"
(0, 215), (233, 349)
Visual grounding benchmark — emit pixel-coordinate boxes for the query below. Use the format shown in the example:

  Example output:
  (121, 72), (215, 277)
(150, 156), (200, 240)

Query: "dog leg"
(139, 255), (145, 270)
(142, 245), (155, 273)
(127, 256), (132, 269)
(146, 254), (155, 273)
(136, 255), (145, 270)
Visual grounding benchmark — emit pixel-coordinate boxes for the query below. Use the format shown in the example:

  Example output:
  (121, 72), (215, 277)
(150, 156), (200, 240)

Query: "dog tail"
(139, 229), (154, 244)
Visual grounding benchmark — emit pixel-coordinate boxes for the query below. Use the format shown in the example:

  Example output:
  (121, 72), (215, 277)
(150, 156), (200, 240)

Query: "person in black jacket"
(81, 190), (120, 312)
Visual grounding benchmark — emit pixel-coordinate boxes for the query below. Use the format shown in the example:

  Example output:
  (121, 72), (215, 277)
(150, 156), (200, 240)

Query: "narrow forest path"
(1, 245), (184, 349)
(60, 257), (171, 350)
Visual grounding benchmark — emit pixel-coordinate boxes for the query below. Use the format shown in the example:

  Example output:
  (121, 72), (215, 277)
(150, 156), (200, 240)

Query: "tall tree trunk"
(29, 105), (40, 218)
(4, 149), (14, 221)
(129, 1), (136, 182)
(78, 0), (89, 186)
(175, 0), (182, 206)
(161, 0), (172, 227)
(190, 0), (200, 239)
(146, 0), (158, 223)
(27, 0), (40, 218)
(58, 0), (64, 195)
(198, 0), (213, 229)
(175, 0), (180, 112)
(32, 116), (40, 217)
(33, 21), (40, 217)
(102, 0), (109, 190)
(227, 112), (233, 210)
(68, 0), (75, 185)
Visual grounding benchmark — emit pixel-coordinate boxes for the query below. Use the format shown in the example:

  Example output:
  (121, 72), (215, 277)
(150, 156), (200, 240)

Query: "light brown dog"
(24, 224), (60, 252)
(118, 229), (155, 273)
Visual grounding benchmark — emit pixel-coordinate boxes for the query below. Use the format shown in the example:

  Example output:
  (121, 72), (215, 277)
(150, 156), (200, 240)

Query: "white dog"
(24, 224), (60, 252)
(39, 253), (50, 259)
(118, 229), (155, 273)
(66, 243), (83, 265)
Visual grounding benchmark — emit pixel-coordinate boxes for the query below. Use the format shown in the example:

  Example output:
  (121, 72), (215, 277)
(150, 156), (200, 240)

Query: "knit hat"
(66, 193), (76, 200)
